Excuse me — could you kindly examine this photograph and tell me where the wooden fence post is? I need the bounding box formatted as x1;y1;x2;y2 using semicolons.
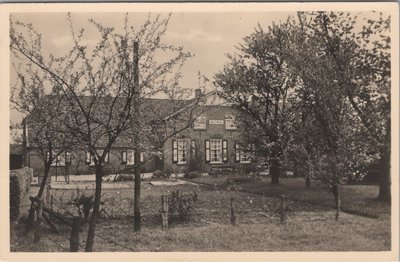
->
161;195;169;229
33;198;43;243
280;195;286;224
230;197;236;225
70;216;81;252
45;184;51;207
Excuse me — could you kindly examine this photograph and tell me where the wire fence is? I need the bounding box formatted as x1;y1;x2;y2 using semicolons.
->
36;211;136;252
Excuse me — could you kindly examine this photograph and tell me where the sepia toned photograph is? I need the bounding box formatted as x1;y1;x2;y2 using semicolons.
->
2;2;398;259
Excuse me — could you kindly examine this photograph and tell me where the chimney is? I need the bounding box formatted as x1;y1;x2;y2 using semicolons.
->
195;89;202;98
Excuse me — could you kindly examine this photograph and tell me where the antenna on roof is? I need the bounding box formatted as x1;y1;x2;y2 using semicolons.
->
198;71;201;89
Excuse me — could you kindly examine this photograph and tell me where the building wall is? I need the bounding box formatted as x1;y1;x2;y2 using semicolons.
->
26;148;158;181
24;92;258;177
164;105;257;173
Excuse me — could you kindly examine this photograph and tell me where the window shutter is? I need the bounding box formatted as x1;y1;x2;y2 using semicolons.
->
205;140;210;163
122;151;127;163
105;151;109;163
222;140;228;162
65;152;71;164
235;142;240;163
172;140;178;164
191;140;196;158
85;151;91;164
251;144;256;162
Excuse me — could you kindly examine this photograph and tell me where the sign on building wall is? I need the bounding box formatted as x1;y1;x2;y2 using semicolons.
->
209;120;224;125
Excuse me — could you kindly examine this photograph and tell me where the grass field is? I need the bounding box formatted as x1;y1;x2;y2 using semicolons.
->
190;176;391;217
10;177;391;252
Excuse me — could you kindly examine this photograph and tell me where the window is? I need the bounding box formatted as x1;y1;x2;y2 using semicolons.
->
205;139;228;164
240;152;252;163
172;139;189;164
225;114;238;130
127;150;135;165
86;150;109;166
193;114;207;130
177;140;188;164
49;151;66;167
210;139;222;163
235;142;254;163
122;150;144;165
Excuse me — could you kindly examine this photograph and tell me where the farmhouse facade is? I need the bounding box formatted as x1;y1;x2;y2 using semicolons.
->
163;90;256;174
22;89;258;182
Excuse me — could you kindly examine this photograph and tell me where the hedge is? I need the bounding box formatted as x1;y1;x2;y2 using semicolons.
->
10;167;32;221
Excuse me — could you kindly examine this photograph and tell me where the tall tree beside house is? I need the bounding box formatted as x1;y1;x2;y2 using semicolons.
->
10;77;76;234
10;13;193;251
215;22;298;185
284;11;391;203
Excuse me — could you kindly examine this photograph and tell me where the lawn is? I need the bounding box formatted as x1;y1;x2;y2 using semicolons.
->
190;175;391;218
10;179;391;252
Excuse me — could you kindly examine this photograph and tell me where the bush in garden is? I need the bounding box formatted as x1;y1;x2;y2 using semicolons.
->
152;170;166;180
10;175;21;221
9;168;32;221
184;171;201;179
114;174;134;182
209;169;218;177
168;190;198;222
236;163;258;176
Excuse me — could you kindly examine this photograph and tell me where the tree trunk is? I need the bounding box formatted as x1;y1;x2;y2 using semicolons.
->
305;176;311;188
134;150;141;231
132;40;142;232
33;199;43;243
24;163;51;235
332;184;340;220
270;159;280;185
85;167;103;252
378;147;391;203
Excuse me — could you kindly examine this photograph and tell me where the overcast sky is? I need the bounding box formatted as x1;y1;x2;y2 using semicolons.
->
9;11;295;125
10;12;295;89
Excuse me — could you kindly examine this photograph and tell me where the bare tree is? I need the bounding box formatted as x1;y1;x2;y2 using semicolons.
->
10;12;194;251
10;70;76;235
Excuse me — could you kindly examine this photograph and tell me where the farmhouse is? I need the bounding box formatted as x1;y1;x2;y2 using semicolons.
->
163;89;256;175
22;89;258;182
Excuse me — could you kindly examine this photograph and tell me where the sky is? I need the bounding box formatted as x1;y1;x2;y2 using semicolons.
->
8;8;392;139
9;11;295;127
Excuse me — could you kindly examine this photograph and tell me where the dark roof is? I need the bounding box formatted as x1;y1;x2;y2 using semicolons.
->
25;95;195;149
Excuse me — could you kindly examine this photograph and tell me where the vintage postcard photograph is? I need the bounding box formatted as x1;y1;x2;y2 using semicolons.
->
1;2;399;261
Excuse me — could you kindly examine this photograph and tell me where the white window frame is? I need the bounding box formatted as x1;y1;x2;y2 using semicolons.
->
127;150;135;165
88;150;109;166
210;139;223;164
193;114;207;130
235;143;253;163
177;139;188;164
123;150;144;165
49;150;66;167
240;151;252;163
225;114;238;130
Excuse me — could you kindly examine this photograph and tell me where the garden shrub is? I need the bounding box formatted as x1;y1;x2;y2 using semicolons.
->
153;170;164;179
9;168;32;221
184;171;201;179
9;175;21;221
168;190;198;222
236;164;258;176
209;169;218;177
114;174;134;182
